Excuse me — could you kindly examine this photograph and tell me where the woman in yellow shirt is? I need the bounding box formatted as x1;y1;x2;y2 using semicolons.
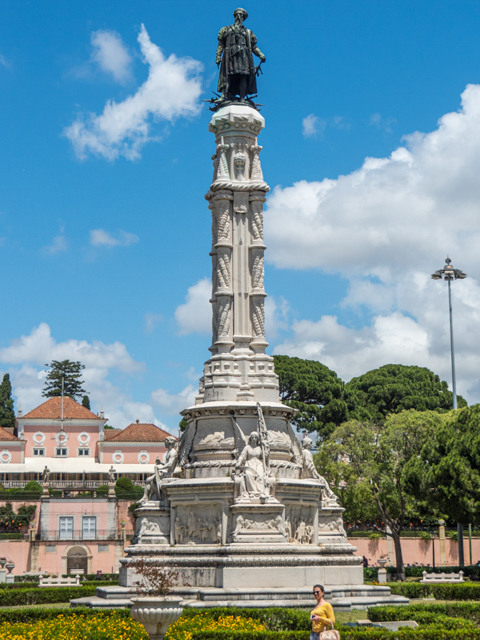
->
310;584;335;639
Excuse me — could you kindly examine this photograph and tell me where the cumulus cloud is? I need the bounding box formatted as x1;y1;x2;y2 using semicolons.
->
0;322;141;373
89;228;139;248
151;384;197;414
0;323;172;430
64;24;203;161
268;84;480;404
91;29;132;83
265;295;289;338
175;277;211;335
302;113;325;138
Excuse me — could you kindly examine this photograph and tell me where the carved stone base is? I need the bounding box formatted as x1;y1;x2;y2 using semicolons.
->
230;503;286;543
134;504;170;545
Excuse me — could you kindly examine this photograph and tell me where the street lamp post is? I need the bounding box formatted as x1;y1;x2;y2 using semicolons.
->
431;257;467;565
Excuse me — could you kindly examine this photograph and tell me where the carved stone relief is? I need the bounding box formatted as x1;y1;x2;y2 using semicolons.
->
215;142;230;180
286;506;314;544
318;516;347;537
250;145;264;181
216;297;231;338
174;506;221;544
217;250;231;289
250;200;264;240
216;201;231;241
233;191;249;214
251;298;265;337
233;153;247;181
197;431;235;448
231;513;285;542
251;254;264;290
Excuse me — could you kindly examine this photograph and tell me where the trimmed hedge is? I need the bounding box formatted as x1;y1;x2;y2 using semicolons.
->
191;632;480;640
0;585;97;606
0;580;115;590
368;602;480;623
389;582;480;600
0;606;130;624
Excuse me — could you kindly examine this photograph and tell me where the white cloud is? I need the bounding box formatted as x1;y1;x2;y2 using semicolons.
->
268;84;480;404
89;228;139;247
175;277;211;335
0;54;10;69
0;322;141;373
145;313;163;333
302;113;325;138
41;233;68;255
265;295;289;338
64;24;203;161
151;384;196;414
91;29;132;83
0;323;173;430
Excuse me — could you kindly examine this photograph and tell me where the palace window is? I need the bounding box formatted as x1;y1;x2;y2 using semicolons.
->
78;448;90;456
82;516;96;540
59;516;74;540
55;448;68;457
33;448;45;456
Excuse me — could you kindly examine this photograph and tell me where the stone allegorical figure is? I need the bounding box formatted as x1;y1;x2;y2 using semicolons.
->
216;8;266;101
42;466;50;483
301;437;338;501
140;436;178;503
234;431;274;500
108;466;116;484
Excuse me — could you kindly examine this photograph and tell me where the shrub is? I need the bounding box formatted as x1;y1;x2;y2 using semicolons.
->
24;480;42;496
96;484;109;496
0;585;97;606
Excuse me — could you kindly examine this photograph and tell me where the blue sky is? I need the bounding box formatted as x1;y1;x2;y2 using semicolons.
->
2;0;480;433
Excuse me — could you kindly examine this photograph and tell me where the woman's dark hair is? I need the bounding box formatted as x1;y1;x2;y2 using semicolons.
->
313;584;324;592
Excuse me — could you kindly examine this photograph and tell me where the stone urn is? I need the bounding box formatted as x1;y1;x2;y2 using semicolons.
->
377;557;388;567
130;597;183;640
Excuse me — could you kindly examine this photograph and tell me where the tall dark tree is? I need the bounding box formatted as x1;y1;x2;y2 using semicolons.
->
82;395;91;410
0;374;15;429
346;364;466;423
42;360;88;402
273;355;356;439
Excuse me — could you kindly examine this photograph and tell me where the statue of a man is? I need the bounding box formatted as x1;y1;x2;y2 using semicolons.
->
216;8;266;101
42;466;50;484
140;436;178;504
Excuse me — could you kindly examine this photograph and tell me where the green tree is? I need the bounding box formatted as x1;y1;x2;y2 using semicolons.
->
42;360;88;401
332;410;449;580
346;364;466;423
0;374;15;429
407;404;480;525
115;477;143;500
82;395;91;410
273;355;354;439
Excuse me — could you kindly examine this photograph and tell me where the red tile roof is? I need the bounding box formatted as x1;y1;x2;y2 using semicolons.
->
103;422;175;443
0;425;19;441
22;396;101;420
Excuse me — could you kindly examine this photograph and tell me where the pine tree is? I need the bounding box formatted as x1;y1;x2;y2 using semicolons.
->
82;395;91;410
42;360;88;402
0;374;15;429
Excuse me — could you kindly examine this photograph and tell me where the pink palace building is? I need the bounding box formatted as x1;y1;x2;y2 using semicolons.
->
0;396;175;576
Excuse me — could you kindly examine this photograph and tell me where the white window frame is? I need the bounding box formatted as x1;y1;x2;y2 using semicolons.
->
82;516;96;540
59;516;74;540
55;447;68;457
78;448;90;456
33;448;45;456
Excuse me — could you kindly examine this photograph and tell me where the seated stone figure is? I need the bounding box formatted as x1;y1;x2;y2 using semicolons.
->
301;437;338;502
140;436;178;504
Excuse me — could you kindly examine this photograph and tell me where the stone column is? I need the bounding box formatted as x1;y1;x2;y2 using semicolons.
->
439;519;446;566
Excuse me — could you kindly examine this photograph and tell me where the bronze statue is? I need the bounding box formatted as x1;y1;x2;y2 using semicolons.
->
216;8;266;102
